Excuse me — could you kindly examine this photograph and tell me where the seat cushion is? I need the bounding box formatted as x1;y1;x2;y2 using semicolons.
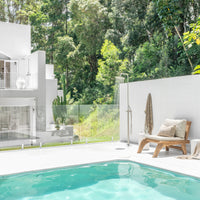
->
144;134;184;141
158;124;176;137
164;119;187;138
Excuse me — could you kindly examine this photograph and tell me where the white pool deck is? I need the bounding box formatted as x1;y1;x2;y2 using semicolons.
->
0;142;200;178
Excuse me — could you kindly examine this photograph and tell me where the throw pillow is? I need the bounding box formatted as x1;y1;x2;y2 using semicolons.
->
158;124;176;137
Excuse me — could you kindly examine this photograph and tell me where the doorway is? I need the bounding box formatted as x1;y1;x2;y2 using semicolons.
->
0;60;18;89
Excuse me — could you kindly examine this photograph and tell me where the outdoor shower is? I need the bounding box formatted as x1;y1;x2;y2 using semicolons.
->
120;73;132;146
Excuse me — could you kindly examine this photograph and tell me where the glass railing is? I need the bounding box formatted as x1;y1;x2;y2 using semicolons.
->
0;104;119;150
0;106;33;148
0;72;38;90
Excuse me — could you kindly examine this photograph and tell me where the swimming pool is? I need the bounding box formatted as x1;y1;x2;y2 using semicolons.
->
0;160;200;200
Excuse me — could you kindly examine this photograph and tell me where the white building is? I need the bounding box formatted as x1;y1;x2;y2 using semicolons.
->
0;21;58;142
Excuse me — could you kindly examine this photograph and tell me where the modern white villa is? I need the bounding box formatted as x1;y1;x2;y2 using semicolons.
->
0;21;58;143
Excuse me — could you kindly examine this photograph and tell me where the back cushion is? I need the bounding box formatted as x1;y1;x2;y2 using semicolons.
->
164;119;187;139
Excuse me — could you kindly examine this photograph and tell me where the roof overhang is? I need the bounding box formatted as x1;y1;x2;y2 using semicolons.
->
0;51;11;60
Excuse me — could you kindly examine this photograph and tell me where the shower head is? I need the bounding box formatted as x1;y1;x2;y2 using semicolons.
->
120;73;129;83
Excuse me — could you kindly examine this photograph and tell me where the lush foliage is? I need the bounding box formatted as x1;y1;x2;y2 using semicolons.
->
184;16;200;74
74;105;119;141
193;65;200;75
52;96;67;125
1;0;200;104
96;40;129;103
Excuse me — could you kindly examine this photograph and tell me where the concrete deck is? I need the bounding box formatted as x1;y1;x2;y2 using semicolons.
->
0;142;200;178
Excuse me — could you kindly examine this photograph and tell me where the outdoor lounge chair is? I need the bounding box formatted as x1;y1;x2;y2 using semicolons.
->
137;121;192;158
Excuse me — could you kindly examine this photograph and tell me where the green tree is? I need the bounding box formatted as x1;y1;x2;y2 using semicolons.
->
69;0;109;81
97;40;126;86
155;0;200;70
133;32;173;79
107;0;152;60
0;0;41;24
155;0;200;36
0;0;6;21
184;16;200;74
184;16;200;47
41;0;69;63
29;5;48;53
54;36;76;89
96;40;129;103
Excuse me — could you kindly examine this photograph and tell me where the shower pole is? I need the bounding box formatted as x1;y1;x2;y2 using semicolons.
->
120;73;131;146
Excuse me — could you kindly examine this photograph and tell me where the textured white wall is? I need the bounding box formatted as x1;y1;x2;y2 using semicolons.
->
120;75;200;146
0;22;31;58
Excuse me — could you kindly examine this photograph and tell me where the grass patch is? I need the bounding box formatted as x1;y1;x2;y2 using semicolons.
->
0;138;119;152
74;105;119;141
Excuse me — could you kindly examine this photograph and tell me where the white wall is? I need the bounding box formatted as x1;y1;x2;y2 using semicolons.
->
28;52;38;89
46;64;54;79
46;79;58;130
0;22;31;58
9;62;18;88
120;75;200;146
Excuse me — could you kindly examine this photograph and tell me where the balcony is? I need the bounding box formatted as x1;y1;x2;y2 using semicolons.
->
0;55;38;90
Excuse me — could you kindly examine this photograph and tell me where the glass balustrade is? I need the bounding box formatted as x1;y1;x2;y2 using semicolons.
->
0;104;120;149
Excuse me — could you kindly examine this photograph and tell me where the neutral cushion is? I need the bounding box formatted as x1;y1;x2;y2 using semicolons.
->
144;134;184;141
158;125;176;137
164;119;187;138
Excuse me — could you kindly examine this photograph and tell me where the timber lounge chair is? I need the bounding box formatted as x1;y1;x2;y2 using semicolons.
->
137;120;192;158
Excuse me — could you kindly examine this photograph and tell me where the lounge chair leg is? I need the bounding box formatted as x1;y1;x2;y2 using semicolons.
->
181;144;187;155
137;139;149;153
165;146;169;151
153;143;164;158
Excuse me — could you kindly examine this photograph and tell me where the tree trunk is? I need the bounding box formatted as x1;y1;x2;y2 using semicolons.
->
88;54;98;80
178;0;185;36
174;26;193;70
49;28;54;64
66;65;69;89
65;3;68;35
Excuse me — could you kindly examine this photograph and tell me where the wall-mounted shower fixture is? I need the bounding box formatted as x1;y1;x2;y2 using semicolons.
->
120;73;132;146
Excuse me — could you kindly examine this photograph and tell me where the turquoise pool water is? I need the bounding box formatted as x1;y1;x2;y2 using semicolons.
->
0;161;200;200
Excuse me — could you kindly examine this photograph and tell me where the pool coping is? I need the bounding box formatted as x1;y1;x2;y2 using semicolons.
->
0;142;200;179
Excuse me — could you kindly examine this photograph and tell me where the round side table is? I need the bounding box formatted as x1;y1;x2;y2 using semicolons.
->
191;139;200;154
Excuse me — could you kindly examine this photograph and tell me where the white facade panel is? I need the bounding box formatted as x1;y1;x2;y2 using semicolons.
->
0;22;31;58
120;75;200;149
46;79;58;130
